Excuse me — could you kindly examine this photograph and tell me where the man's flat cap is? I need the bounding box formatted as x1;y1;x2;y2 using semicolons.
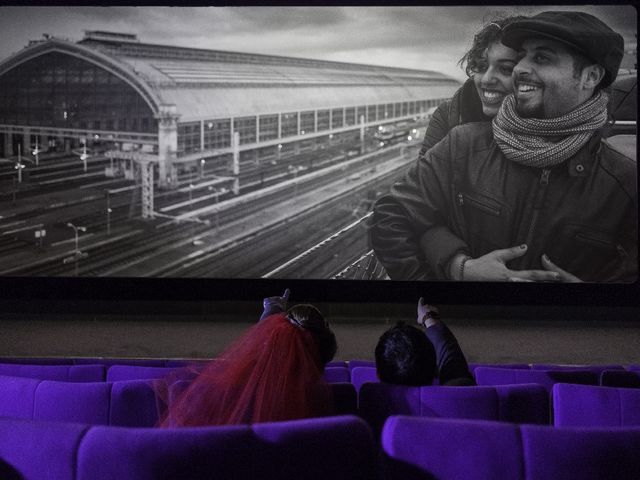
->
502;11;625;88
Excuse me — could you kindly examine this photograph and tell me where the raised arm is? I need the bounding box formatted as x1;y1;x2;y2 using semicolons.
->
417;298;475;386
259;288;291;321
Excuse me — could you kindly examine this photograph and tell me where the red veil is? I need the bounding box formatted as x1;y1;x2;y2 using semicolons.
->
158;313;332;427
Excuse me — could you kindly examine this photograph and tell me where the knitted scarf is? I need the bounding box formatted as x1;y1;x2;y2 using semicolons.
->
492;91;609;168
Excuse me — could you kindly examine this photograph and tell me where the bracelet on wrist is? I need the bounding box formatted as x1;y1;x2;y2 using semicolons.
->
458;255;471;281
419;310;441;326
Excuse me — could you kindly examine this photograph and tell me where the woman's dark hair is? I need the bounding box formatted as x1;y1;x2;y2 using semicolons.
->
375;321;436;386
459;16;527;77
288;304;337;366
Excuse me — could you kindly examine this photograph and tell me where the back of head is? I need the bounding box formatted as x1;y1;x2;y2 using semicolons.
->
287;304;337;367
375;322;436;386
160;310;334;426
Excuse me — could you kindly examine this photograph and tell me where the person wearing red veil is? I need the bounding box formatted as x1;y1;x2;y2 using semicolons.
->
156;289;337;427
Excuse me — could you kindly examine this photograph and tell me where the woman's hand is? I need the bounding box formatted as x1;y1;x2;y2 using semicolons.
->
263;288;291;311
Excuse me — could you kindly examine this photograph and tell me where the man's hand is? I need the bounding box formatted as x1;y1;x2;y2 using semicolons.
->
541;254;583;282
417;297;440;328
454;245;562;282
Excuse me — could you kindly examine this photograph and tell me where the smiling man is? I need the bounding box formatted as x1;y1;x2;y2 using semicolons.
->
369;11;637;283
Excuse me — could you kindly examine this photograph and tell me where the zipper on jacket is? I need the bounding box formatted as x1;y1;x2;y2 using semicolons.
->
524;169;551;247
457;193;502;216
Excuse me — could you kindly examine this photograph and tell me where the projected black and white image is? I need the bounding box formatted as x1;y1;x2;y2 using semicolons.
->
0;5;636;281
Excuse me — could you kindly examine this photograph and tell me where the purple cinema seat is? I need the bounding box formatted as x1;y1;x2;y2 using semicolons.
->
0;375;40;418
627;365;640;373
474;367;598;394
382;416;640;480
251;415;375;480
77;416;374;480
553;383;640;427
468;363;530;377
74;358;168;367
326;361;348;368
78;423;255;480
493;383;550;424
359;383;549;436
0;375;159;426
382;416;524;480
350;366;379;391
167;379;191;406
531;363;624;374
110;380;161;427
600;370;640;388
167;380;357;417
0;417;90;480
0;364;105;382
324;366;350;383
348;360;376;372
34;381;112;425
523;424;640;480
106;365;179;382
330;383;357;415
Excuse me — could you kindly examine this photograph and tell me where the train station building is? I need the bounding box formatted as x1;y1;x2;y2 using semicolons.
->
0;30;461;188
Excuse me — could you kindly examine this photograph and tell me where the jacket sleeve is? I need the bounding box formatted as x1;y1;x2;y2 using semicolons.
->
418;100;452;158
368;130;469;280
259;298;285;321
425;322;475;386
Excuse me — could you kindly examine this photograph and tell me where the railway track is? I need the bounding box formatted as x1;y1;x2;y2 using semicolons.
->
0;143;415;277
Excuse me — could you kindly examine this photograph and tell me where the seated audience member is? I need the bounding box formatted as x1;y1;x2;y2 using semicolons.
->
158;289;337;427
375;298;474;386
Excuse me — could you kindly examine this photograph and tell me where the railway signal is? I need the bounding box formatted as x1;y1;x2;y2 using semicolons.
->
31;137;40;166
15;144;25;183
105;190;112;235
34;229;46;248
66;222;87;276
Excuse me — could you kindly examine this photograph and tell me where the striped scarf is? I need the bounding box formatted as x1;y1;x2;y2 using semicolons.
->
492;91;609;168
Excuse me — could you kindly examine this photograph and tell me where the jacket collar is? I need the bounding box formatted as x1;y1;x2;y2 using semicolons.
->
566;132;603;177
458;77;490;124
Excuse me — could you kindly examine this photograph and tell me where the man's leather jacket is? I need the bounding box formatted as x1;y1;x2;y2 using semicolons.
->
369;122;637;282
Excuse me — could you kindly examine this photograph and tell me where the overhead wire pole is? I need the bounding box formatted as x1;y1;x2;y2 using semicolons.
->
107;150;156;219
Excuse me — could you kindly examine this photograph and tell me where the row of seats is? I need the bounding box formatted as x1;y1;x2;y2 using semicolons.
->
382;416;640;480
1;414;638;480
349;366;640;392
0;415;375;480
0;375;357;427
1;372;639;429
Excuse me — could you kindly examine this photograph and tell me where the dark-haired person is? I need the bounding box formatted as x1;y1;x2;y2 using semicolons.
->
158;289;337;426
420;16;524;154
375;298;474;386
371;11;636;283
372;16;523;280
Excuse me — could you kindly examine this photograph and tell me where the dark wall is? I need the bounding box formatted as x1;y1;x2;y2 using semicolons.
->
1;301;639;364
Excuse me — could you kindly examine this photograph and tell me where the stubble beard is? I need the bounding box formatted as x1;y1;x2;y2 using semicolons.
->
514;97;545;119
